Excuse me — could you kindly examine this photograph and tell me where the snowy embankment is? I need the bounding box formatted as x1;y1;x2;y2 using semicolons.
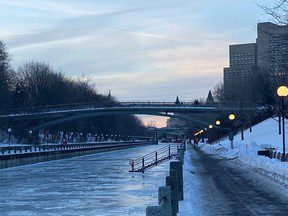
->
198;118;288;181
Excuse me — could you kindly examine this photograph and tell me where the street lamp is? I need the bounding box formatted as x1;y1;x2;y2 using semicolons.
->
277;85;288;161
208;124;214;143
229;114;235;149
216;120;221;141
7;128;12;152
229;114;235;121
29;130;33;144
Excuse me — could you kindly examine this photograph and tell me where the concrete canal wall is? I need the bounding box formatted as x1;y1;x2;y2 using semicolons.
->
146;143;185;216
0;141;153;169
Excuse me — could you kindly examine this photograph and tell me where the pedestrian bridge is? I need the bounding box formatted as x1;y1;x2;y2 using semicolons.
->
0;101;265;131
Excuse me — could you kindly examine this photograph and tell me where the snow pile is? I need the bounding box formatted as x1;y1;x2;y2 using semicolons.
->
199;118;288;180
178;147;199;215
238;142;288;179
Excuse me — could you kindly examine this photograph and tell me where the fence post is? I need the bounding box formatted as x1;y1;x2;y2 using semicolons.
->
155;151;158;163
142;157;145;171
169;161;180;216
146;186;172;216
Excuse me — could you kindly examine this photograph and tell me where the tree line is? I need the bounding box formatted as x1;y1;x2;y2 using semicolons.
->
0;41;146;142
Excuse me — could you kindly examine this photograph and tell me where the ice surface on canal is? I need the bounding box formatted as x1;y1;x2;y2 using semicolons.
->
0;144;171;216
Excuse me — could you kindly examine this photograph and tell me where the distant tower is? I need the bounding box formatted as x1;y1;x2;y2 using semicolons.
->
108;89;111;98
206;90;214;104
175;95;180;105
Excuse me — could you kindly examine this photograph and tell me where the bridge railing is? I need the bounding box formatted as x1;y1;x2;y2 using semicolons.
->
0;100;119;116
0;100;265;116
0;101;205;116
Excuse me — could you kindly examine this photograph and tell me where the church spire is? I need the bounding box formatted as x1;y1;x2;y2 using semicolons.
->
206;90;214;104
175;95;180;105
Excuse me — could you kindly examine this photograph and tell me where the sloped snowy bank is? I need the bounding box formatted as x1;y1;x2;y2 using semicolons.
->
198;118;288;182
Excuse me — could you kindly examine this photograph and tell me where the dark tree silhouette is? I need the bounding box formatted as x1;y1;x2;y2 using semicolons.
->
0;42;146;141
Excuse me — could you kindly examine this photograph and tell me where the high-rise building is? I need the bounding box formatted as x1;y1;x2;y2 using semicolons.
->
257;22;288;77
224;22;288;99
223;43;257;99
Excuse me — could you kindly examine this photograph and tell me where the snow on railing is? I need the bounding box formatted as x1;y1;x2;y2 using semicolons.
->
0;141;148;156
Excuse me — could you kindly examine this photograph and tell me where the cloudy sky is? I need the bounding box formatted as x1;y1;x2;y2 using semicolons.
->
0;0;273;126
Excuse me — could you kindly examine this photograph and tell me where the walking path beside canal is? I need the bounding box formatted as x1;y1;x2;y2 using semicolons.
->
179;145;288;215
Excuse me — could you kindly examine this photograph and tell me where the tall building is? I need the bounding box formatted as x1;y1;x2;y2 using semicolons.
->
223;43;257;99
257;22;288;78
224;22;288;99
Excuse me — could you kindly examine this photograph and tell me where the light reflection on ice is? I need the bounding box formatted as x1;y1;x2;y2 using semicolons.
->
0;144;171;216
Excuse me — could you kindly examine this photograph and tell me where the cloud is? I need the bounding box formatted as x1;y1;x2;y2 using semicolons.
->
2;0;272;105
0;0;110;16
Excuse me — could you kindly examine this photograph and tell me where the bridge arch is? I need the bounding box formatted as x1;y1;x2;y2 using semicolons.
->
27;111;218;131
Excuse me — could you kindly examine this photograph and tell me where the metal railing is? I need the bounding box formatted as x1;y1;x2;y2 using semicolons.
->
269;151;288;162
0;100;265;116
129;144;180;173
0;141;149;155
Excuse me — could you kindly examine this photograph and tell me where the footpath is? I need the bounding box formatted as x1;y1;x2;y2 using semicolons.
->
178;144;288;216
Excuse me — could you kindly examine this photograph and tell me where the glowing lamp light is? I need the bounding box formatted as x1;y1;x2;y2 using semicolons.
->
229;114;235;121
215;120;221;125
277;86;288;97
209;125;213;129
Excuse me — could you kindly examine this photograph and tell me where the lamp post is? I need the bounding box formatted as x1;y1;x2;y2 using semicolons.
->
29;130;33;144
229;114;235;149
277;86;288;161
203;128;207;142
216;120;221;142
7;128;12;152
208;124;213;143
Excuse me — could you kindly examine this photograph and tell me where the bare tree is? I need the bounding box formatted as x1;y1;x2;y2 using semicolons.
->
260;0;288;24
213;82;225;102
0;41;14;110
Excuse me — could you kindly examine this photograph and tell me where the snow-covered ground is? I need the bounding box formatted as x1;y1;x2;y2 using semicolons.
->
198;118;288;182
178;143;288;215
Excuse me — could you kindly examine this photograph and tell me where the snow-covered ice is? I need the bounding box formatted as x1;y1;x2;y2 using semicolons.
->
0;143;172;216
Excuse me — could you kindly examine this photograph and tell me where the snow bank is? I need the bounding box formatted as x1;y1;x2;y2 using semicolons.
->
198;118;288;181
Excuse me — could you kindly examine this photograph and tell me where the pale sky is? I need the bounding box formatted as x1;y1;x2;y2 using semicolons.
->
0;0;273;127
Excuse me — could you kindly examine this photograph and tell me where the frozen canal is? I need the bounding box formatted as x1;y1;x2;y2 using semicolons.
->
0;144;171;216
